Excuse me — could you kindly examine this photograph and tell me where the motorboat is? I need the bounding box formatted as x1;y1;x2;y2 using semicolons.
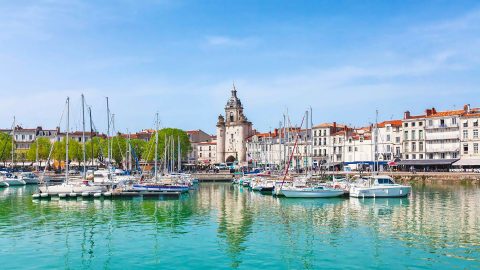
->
349;175;411;198
1;172;26;186
20;172;39;184
282;185;344;198
0;181;9;188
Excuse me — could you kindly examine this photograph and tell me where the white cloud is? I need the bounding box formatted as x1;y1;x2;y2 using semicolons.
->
205;35;256;47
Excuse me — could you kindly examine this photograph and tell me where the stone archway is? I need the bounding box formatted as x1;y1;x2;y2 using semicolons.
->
226;155;236;163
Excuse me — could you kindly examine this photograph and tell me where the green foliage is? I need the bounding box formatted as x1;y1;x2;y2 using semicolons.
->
85;137;105;161
26;138;52;164
111;135;127;166
52;137;82;161
142;128;191;162
0;133;12;164
130;139;147;161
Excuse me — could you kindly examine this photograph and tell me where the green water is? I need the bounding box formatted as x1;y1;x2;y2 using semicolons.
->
0;183;479;269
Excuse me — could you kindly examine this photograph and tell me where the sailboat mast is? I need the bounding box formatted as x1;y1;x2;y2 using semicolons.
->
11;116;15;169
35;136;39;171
374;110;379;175
177;135;181;172
106;97;110;169
66;97;70;184
163;134;167;174
310;106;313;172
88;106;94;166
154;112;159;180
81;94;86;178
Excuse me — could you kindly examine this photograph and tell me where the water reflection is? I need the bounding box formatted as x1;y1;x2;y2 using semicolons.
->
0;183;479;269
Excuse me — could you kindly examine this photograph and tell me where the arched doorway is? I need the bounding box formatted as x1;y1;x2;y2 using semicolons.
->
226;155;236;163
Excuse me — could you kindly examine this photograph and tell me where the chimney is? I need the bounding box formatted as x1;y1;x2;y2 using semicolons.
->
426;109;432;116
404;111;411;119
333;122;337;131
432;107;437;114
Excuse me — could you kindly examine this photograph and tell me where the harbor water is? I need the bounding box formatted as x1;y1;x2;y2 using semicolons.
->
1;183;479;269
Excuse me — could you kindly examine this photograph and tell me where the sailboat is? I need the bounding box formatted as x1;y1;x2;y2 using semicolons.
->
131;113;189;193
278;111;344;198
3;117;26;186
39;97;106;196
349;110;411;198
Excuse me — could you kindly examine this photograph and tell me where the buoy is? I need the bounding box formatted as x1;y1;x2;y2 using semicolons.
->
32;193;40;199
69;192;77;197
82;192;90;197
41;193;49;198
93;193;101;198
59;193;67;198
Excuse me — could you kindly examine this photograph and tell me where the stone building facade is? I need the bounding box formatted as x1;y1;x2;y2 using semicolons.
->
216;86;254;164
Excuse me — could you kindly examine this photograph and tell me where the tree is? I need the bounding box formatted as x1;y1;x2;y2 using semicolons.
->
142;128;191;162
26;137;52;167
130;139;147;161
85;137;105;165
111;135;127;166
0;133;12;166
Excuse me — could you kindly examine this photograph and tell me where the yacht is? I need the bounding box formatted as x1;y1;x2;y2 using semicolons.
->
282;185;344;198
21;172;39;184
349;175;411;198
1;172;26;186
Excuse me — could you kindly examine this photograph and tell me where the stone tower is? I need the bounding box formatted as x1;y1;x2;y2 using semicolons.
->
216;85;253;164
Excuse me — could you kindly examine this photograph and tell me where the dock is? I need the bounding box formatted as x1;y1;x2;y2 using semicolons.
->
33;190;182;199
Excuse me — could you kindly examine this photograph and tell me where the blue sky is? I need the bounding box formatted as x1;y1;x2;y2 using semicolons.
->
1;0;479;134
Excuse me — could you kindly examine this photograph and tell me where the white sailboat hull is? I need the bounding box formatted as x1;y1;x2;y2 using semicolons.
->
282;189;344;198
39;184;106;194
0;181;9;187
4;178;26;186
349;186;411;198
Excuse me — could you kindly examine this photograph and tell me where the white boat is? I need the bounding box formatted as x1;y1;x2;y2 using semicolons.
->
21;172;39;184
39;183;106;194
349;175;411;198
0;181;9;188
2;173;26;186
282;186;344;198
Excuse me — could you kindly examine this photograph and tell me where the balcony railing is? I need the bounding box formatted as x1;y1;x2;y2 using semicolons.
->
425;123;459;129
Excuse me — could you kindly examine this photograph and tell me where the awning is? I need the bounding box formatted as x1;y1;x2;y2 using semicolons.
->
322;162;342;167
343;161;388;165
452;159;480;166
396;159;458;166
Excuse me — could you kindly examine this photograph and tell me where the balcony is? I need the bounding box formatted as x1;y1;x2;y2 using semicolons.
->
425;133;460;140
425;144;459;152
425;123;459;130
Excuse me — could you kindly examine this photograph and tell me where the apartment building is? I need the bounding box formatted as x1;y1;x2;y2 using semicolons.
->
401;111;426;160
312;123;346;167
455;106;480;167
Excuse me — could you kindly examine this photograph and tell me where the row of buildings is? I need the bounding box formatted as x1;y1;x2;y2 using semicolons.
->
187;88;480;171
3;87;480;171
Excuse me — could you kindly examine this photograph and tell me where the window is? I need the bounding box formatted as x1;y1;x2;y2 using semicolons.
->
396;147;400;156
464;122;468;128
387;135;391;142
463;130;468;140
396;137;400;143
404;123;408;127
474;143;479;154
386;145;391;152
428;120;433;126
453;152;458;158
411;130;416;140
441;153;446;159
405;154;409;159
411;142;416;151
412;154;416;159
419;142;424;151
404;131;408;140
419;154;424;159
440;119;445;127
429;153;434;159
199;153;202;158
412;122;416;127
348;146;352;152
474;129;478;139
354;147;358;152
474;121;479;127
452;118;457;125
419;122;423;126
419;130;424;140
464;144;469;154
386;126;391;131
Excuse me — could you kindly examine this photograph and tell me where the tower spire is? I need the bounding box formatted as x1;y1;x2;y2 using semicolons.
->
232;81;237;97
